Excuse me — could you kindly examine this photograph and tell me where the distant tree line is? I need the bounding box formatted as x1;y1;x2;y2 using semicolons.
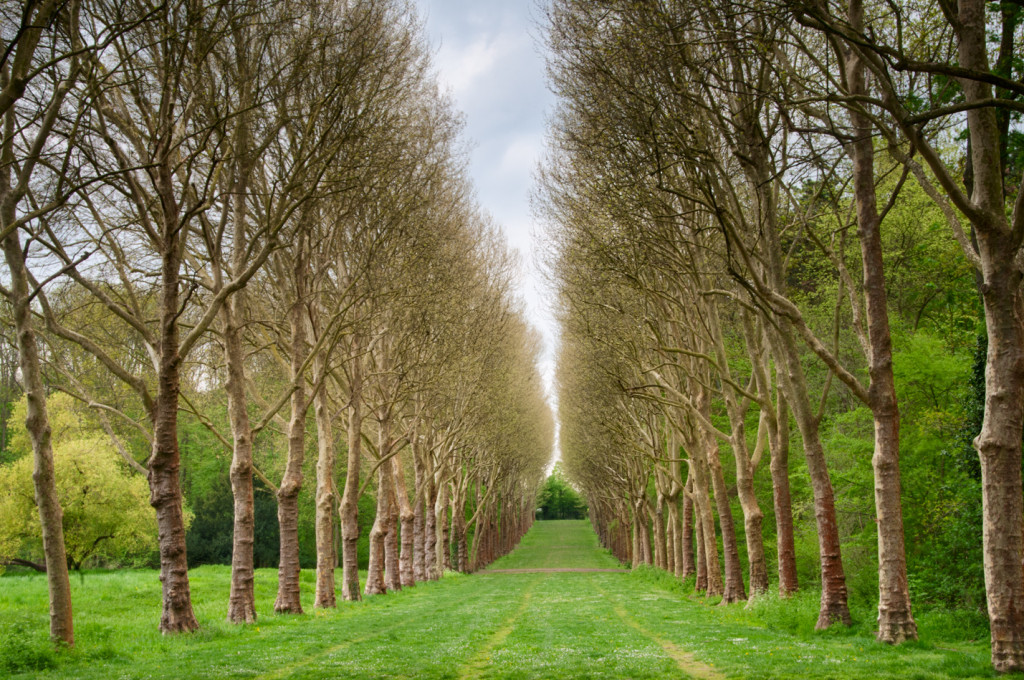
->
536;465;588;520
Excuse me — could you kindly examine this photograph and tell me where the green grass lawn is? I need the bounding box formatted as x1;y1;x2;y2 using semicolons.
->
485;520;624;570
0;520;997;679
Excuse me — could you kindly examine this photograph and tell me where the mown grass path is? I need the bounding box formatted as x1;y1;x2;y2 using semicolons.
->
0;520;997;679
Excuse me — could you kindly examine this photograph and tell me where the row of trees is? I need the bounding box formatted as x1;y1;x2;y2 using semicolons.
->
0;0;551;649
540;0;1023;673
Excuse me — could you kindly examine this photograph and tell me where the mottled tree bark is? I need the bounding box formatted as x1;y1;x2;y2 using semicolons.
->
704;428;746;603
222;293;257;623
3;229;74;646
340;348;363;601
681;474;696;578
313;357;338;608
773;324;850;628
393;451;416;587
974;236;1024;669
653;494;667;570
150;177;199;633
842;0;916;641
769;393;798;596
274;248;308;615
424;467;438;579
433;482;448;578
694;510;708;593
412;440;427;582
454;486;469;573
366;420;397;595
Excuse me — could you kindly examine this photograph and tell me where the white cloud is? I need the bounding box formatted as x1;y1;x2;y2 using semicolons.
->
434;36;503;96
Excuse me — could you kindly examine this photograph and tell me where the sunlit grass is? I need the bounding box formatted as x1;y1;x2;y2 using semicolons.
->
0;521;998;678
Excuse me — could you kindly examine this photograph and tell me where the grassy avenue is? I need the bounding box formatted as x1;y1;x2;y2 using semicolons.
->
1;521;995;679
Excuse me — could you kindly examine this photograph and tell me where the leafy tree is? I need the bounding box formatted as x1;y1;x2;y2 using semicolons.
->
537;466;588;520
0;397;163;571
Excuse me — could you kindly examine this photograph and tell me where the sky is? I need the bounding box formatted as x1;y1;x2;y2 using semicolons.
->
412;0;560;451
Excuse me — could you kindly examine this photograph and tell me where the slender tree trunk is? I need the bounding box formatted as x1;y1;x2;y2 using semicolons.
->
2;228;74;646
443;497;452;571
949;2;1024;668
433;482;448;578
631;504;642;568
384;476;401;590
313;357;338;609
694;510;708;593
222;294;256;623
688;449;721;596
773;325;850;627
365;460;395;595
274;252;308;615
844;1;916;641
704;431;746;603
769;392;798;596
424;468;437;579
681;475;696;578
710;305;766;596
976;236;1024;670
412;443;427;582
393;451;416;587
455;488;469;572
667;498;680;576
653;495;667;570
150;196;199;633
364;476;388;596
732;429;767;596
340;348;363;601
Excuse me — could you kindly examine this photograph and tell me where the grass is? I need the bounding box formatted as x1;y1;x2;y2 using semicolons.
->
0;520;998;679
485;519;624;570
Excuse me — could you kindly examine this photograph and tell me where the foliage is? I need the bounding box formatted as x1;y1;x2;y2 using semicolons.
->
536;465;588;520
0;396;162;571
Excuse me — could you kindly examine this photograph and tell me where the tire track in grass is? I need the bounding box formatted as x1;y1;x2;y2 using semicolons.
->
253;580;492;680
593;580;726;680
456;574;543;680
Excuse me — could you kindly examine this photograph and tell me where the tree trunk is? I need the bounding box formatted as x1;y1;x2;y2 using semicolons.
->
366;420;397;595
667;498;681;577
772;324;850;627
653;494;667;570
704;429;746;603
844;1;916;641
274;258;308;615
340;348;363;601
769;392;798;596
412;442;427;582
694;509;708;593
681;475;696;578
433;482;448;579
3;229;74;646
732;428;767;596
455;489;469;573
393;451;416;587
424;468;438;579
950;3;1024;668
313;359;338;609
976;234;1024;670
150;197;199;633
364;477;388;596
688;449;721;596
222;294;256;623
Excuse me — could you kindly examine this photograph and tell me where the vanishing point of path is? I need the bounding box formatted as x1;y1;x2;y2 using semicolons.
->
6;520;995;679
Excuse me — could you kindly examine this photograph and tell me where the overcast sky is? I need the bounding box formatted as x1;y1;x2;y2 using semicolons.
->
413;1;559;414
